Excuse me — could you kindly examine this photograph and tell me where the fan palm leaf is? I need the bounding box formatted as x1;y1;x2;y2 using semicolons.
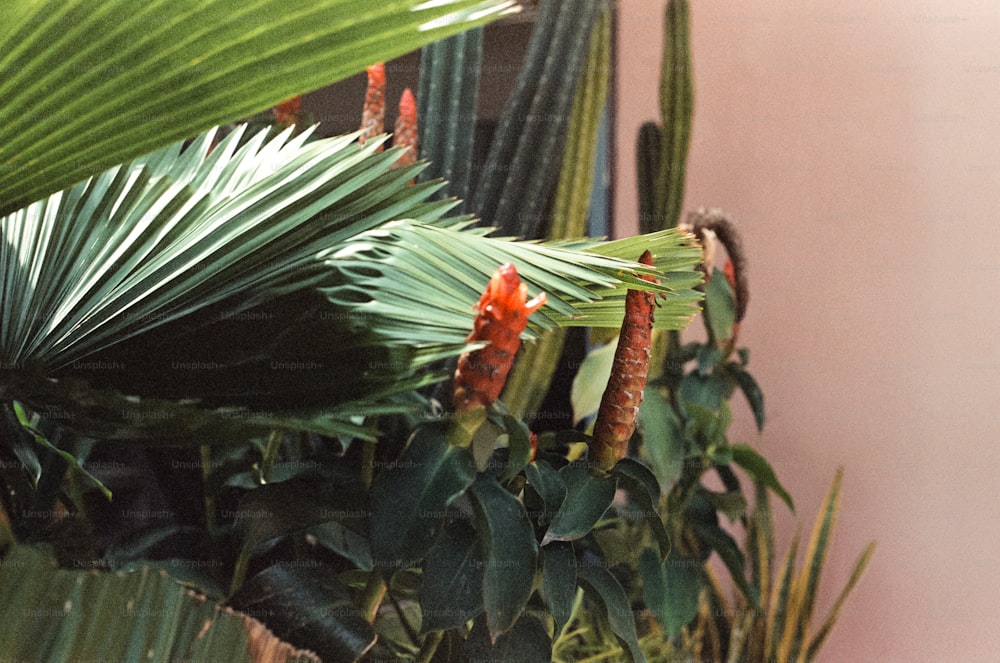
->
1;125;702;444
0;0;520;215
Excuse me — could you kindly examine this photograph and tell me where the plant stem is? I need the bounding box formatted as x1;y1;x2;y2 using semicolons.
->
416;630;443;663
229;544;251;597
360;573;387;623
199;445;216;533
259;430;282;484
361;439;376;491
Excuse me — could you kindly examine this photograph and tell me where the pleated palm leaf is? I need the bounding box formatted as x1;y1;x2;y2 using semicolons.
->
1;123;702;445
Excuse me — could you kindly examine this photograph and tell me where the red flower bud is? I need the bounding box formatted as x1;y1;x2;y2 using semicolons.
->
359;63;386;150
273;96;302;127
454;264;546;412
392;88;419;170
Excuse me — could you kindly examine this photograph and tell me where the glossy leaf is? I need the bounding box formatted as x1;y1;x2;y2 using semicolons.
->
732;443;794;513
571;336;618;426
704;268;736;343
11;402;110;499
577;564;647;663
419;519;486;632
541;542;577;637
469;475;539;640
639;547;702;639
524;459;567;524
678;372;727;413
368;422;476;572
541;462;616;545
465;613;552;662
637;385;686;492
691;516;758;608
731;365;766;432
235;477;369;555
229;562;376;662
612;458;670;559
308;521;373;573
497;413;534;483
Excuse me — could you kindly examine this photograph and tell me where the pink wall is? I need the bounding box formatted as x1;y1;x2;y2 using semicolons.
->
617;2;1000;661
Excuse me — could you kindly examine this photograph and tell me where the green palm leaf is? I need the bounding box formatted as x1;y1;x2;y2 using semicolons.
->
324;221;703;350
2;125;451;370
0;0;519;215
1;125;454;441
2;124;700;444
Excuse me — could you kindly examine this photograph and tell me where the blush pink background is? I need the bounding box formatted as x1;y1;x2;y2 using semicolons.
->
616;2;1000;661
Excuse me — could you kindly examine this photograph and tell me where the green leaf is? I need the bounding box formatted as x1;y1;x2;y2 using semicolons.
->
612;458;670;559
704;268;736;342
0;0;519;214
571;336;618;425
678;372;727;413
2;404;42;488
691;516;758;608
639;548;702;639
577;563;647;663
787;468;843;662
419;519;486;632
541;542;577;637
731;444;794;512
0;545;320;662
541;462;616;545
10;402;110;500
327;225;703;355
806;540;876;661
731;365;766;431
235;477;369;556
496;413;534;484
703;488;748;523
525;459;567;525
308;521;373;573
465;613;552;662
229;561;376;662
637;385;686;492
469;475;539;641
368;422;476;571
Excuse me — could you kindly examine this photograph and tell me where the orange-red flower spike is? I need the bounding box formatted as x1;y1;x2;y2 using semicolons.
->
454;264;546;413
273;96;302;127
359;62;386;150
392;88;419;170
590;250;658;471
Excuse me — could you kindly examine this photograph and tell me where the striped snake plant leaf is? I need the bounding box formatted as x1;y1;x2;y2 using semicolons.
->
0;0;520;216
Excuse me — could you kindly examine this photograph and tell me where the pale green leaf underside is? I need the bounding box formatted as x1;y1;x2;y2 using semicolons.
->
0;0;519;215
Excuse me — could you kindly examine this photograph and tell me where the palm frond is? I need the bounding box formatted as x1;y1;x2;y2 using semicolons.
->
2;126;451;370
0;0;520;215
1;126;454;440
323;221;703;351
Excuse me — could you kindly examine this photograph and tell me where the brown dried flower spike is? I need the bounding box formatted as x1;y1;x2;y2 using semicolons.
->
590;250;658;471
